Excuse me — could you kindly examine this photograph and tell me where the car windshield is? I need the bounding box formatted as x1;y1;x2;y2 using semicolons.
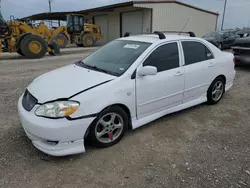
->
204;32;219;38
78;40;151;76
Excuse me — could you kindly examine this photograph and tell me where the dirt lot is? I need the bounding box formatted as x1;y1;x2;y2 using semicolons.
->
0;51;250;188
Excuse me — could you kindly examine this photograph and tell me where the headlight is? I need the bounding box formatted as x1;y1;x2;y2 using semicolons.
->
35;101;80;118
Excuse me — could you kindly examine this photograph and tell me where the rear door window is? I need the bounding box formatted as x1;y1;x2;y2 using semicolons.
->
182;41;214;65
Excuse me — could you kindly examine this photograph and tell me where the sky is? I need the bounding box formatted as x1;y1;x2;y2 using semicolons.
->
1;0;250;29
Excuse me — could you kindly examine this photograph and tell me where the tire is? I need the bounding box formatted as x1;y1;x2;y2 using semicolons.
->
52;33;68;48
48;41;60;56
16;33;31;50
207;77;225;105
20;35;47;59
17;48;24;56
88;106;128;148
82;34;95;47
218;43;223;50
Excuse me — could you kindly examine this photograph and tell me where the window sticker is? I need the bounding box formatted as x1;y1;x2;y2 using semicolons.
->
124;44;140;49
119;68;125;71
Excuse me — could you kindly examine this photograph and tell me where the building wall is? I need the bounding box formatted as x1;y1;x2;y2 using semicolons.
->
135;3;218;37
85;6;152;42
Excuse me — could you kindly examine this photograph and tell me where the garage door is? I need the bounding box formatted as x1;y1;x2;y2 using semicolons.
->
94;15;109;45
122;11;143;37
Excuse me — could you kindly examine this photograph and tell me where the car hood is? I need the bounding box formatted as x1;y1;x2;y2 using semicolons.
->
27;63;116;103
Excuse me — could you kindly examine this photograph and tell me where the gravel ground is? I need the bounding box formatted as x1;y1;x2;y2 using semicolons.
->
0;51;250;188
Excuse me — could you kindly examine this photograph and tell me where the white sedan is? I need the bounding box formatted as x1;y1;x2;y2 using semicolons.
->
18;32;236;156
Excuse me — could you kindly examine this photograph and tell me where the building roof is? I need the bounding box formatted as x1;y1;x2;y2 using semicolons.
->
21;0;218;21
78;0;219;16
20;11;78;21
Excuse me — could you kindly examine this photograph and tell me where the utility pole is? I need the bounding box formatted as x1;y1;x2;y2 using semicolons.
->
48;0;52;12
48;0;52;27
221;0;228;30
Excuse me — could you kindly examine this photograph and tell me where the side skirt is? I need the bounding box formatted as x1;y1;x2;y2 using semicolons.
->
131;95;207;130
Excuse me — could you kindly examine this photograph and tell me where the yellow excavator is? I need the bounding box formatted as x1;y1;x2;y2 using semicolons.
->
23;14;103;47
66;14;103;47
0;16;61;58
20;14;103;48
32;21;70;48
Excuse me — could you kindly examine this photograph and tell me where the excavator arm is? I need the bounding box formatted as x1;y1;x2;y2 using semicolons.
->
0;17;8;35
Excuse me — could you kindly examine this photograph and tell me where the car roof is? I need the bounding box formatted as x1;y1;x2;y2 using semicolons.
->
118;34;200;44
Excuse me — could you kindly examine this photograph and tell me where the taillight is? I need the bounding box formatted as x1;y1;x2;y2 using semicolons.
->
233;57;236;63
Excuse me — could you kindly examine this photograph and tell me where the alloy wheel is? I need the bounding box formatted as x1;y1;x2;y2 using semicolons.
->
95;113;124;144
212;81;224;101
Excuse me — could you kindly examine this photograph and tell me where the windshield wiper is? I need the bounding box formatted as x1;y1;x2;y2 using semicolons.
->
90;66;108;74
81;62;108;74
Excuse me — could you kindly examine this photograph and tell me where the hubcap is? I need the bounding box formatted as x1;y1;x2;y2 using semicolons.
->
29;41;42;53
56;37;64;45
212;81;224;101
87;38;93;45
95;113;124;144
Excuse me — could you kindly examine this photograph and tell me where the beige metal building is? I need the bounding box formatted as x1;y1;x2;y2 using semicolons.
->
79;0;219;45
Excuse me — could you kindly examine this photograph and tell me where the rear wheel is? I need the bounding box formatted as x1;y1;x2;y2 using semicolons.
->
52;33;68;48
20;35;47;59
82;34;95;47
218;43;223;50
48;41;60;56
207;77;225;105
88;106;128;148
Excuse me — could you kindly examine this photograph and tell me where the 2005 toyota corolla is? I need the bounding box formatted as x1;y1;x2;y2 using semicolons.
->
18;32;236;156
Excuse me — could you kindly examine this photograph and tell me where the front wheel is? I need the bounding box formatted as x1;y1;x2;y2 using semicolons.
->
88;106;128;148
207;77;225;105
20;35;47;59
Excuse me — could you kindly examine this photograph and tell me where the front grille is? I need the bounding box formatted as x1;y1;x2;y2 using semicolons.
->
22;90;38;111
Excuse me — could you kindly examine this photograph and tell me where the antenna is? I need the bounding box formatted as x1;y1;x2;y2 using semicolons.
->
179;19;190;35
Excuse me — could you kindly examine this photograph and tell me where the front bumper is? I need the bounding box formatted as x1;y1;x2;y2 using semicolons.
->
18;96;95;156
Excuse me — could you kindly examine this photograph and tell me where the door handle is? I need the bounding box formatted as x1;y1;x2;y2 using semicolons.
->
175;71;183;76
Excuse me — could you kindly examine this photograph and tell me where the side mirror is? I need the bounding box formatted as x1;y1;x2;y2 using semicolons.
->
138;66;157;76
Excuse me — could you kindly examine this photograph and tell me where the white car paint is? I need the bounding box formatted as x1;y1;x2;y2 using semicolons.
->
18;34;236;156
29;64;116;103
